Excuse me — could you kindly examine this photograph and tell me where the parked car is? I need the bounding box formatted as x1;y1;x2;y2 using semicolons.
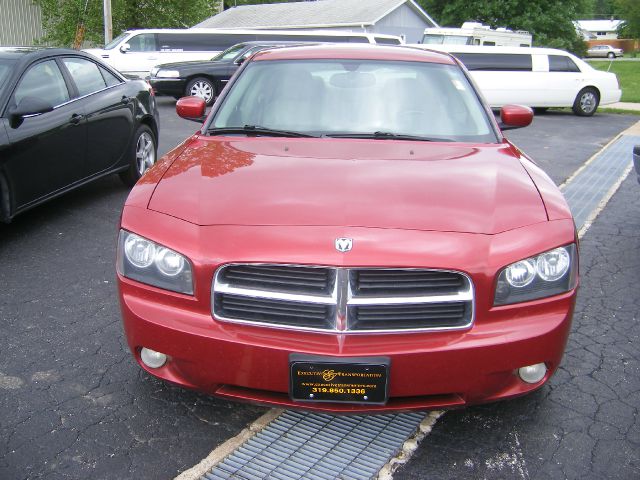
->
413;44;622;116
0;47;159;222
84;28;402;79
150;41;312;105
117;44;578;413
586;44;623;59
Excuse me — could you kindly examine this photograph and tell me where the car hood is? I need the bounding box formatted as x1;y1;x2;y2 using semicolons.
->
147;137;547;234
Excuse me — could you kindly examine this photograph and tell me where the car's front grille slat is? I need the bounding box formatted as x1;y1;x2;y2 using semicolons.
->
353;270;463;296
349;303;469;331
213;264;473;332
215;293;333;329
219;264;333;295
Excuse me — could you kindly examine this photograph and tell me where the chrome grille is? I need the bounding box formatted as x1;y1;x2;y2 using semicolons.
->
213;265;473;333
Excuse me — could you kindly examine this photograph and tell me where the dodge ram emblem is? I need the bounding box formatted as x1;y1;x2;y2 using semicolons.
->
335;238;353;253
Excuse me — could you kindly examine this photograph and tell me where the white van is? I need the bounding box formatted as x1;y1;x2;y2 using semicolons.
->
410;45;621;116
84;28;403;78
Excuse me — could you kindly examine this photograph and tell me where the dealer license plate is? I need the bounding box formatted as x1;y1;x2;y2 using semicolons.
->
289;354;389;404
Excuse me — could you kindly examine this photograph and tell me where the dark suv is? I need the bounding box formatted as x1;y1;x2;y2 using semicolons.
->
149;41;310;105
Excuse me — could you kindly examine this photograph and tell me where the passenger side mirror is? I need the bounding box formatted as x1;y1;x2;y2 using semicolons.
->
8;96;54;128
119;43;131;54
499;104;533;131
176;96;207;123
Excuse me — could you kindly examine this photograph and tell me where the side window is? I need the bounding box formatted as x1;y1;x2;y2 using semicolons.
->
549;55;581;72
373;37;401;45
453;53;532;71
99;66;122;87
14;59;70;107
128;34;157;52
483;41;496;46
62;57;107;96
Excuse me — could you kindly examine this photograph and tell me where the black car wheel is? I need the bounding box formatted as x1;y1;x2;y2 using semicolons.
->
119;125;157;186
186;77;215;106
607;52;615;59
572;87;599;117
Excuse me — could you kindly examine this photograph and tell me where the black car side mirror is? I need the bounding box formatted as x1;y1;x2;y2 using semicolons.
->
9;97;54;128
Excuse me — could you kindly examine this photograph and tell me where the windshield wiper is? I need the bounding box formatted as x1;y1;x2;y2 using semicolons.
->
208;125;318;138
325;131;453;142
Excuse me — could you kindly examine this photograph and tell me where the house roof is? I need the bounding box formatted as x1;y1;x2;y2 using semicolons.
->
576;20;624;33
194;0;438;30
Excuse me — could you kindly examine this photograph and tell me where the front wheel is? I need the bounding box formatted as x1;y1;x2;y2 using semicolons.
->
607;52;615;59
119;125;157;187
186;77;215;106
572;87;599;116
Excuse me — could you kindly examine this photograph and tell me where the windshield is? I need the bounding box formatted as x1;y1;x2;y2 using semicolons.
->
211;44;247;61
211;59;496;143
104;32;130;50
0;59;16;97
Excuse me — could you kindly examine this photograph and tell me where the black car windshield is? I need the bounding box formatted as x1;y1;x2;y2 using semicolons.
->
0;59;16;97
210;59;497;142
211;44;247;61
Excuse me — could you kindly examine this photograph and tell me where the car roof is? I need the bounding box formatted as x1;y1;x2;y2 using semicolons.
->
0;47;93;61
410;44;577;57
252;44;456;65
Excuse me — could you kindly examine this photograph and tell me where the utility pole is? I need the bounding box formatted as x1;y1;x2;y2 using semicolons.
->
104;0;113;44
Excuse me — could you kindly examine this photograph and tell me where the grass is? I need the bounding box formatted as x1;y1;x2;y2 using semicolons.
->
597;107;640;115
587;60;640;103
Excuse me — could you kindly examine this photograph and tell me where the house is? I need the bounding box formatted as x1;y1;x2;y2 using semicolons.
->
194;0;439;44
575;19;624;40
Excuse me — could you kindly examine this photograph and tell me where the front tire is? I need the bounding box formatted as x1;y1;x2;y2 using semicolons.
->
119;125;157;187
607;52;615;59
186;77;215;106
572;87;599;116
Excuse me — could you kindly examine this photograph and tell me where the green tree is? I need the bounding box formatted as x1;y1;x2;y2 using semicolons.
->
615;0;640;38
33;0;219;47
417;0;588;54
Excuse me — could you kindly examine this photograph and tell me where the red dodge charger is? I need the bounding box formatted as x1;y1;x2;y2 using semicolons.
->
116;45;578;413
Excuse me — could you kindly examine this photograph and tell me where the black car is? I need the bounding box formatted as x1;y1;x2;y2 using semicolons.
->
0;47;159;222
149;41;310;105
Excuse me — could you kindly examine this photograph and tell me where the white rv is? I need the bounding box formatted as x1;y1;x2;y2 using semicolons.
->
422;22;532;47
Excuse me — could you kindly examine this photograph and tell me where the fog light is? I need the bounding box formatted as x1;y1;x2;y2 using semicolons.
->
518;363;547;384
140;347;167;369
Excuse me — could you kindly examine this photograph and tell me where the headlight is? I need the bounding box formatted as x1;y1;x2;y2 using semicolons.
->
117;230;193;294
156;69;180;78
494;244;577;306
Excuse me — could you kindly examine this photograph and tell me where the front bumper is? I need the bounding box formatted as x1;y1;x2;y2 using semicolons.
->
120;283;575;413
149;78;185;97
118;210;578;413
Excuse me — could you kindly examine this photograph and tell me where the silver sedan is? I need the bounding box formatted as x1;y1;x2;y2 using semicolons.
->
587;44;624;58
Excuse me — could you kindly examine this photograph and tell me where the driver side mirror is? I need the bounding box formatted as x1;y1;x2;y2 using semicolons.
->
9;96;54;128
119;43;131;54
498;104;533;131
176;96;207;123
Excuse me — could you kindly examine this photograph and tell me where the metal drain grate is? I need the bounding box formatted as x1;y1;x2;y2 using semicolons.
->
561;135;640;230
203;410;424;480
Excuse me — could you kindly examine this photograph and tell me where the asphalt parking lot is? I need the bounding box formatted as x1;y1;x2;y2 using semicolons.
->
1;99;638;480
